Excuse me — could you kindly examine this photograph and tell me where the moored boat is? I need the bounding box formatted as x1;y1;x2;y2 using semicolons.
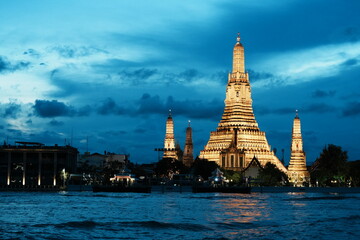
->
92;184;151;193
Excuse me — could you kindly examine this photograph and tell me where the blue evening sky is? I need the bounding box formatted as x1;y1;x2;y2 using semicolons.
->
0;0;359;164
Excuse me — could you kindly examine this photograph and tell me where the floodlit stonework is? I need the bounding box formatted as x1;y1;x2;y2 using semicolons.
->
163;110;178;160
200;34;287;173
183;121;194;167
288;111;310;186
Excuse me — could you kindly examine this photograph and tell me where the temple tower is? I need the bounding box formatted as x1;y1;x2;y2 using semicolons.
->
200;34;287;173
163;110;178;160
287;111;310;186
183;120;194;167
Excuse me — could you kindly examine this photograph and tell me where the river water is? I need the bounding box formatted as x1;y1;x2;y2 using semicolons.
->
1;191;359;240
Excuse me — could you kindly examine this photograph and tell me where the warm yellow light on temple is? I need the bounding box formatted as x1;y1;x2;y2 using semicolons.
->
200;34;287;173
288;111;310;186
163;109;178;159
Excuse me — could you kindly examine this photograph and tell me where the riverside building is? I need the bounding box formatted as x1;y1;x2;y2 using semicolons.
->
0;142;78;188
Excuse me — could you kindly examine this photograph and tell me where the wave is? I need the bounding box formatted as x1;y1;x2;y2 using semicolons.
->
309;214;360;224
213;221;258;230
120;220;212;231
32;220;212;232
33;220;98;229
285;196;359;201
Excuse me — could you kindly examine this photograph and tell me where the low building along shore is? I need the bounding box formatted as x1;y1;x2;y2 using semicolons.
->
0;142;78;188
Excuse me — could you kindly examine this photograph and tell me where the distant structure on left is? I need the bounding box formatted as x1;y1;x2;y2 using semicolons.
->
0;142;78;188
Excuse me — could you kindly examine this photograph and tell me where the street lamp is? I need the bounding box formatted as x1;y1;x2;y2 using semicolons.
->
62;168;66;187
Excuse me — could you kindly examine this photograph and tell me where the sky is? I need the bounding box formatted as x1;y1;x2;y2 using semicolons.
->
0;0;360;165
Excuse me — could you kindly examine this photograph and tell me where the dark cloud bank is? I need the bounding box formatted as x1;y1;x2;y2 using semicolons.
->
31;94;223;120
0;56;30;73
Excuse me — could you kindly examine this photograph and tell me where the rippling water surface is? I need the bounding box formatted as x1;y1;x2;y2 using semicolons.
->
1;191;360;239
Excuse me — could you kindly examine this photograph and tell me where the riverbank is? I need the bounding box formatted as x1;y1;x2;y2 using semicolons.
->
2;185;360;194
252;186;360;193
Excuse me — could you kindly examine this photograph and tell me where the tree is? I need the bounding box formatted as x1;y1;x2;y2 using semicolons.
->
222;169;242;185
155;158;188;180
259;162;288;186
347;160;360;187
192;157;219;180
311;144;348;186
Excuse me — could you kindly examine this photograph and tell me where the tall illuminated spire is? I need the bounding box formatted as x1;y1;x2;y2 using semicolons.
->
183;120;194;167
232;32;245;73
288;111;310;186
163;109;178;159
200;34;287;173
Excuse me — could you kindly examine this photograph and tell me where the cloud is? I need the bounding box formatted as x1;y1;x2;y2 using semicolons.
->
134;128;147;134
96;98;126;115
247;69;274;83
0;56;30;74
1;102;22;118
342;101;360;117
255;106;294;115
136;93;223;119
341;58;358;67
23;49;41;58
118;68;158;85
98;130;128;139
48;69;87;98
52;45;108;59
302;103;336;114
33;99;76;118
27;130;69;145
255;103;336;116
342;26;360;42
178;69;199;82
312;90;336;98
6;128;24;137
136;94;165;115
48;119;64;126
78;105;93;116
252;41;360;87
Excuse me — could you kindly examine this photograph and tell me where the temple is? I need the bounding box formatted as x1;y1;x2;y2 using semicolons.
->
287;111;310;186
200;34;287;173
163;110;178;160
183;121;194;167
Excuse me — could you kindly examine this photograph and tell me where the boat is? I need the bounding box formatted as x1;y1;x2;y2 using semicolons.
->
92;184;151;193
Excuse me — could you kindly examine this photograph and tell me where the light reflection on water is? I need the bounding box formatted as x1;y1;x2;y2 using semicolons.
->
215;194;267;223
0;191;360;240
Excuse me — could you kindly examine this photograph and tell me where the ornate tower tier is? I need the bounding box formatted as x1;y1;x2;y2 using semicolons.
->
200;34;287;173
183;120;194;167
288;111;310;186
163;110;178;160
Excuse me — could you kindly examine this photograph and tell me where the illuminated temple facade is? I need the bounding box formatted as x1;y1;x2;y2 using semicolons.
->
163;110;178;160
200;34;287;173
287;112;310;185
